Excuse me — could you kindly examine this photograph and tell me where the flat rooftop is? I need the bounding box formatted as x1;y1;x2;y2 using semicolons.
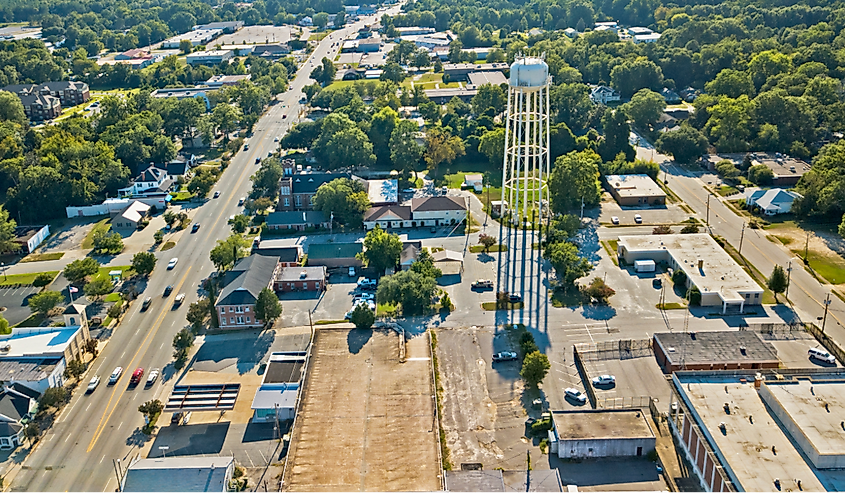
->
654;331;778;366
552;409;654;440
618;234;762;302
605;174;666;198
676;376;825;492
467;71;508;87
263;360;304;384
0;327;83;358
123;456;233;492
762;380;845;465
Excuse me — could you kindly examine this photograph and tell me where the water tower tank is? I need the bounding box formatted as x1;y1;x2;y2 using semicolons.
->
509;57;549;90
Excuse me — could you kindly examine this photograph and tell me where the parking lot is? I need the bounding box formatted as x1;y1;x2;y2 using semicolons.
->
767;332;842;368
0;285;41;326
283;328;440;491
335;43;395;67
598;197;693;226
581;355;673;412
216;25;295;45
277;272;361;326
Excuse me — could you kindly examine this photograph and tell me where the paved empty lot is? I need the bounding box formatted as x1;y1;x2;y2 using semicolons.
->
216;25;294;45
283;328;440;491
582;356;673;412
768;332;842;368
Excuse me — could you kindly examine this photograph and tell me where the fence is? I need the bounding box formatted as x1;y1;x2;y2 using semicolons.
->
595;396;653;410
740;322;810;340
805;323;845;366
574;339;653;362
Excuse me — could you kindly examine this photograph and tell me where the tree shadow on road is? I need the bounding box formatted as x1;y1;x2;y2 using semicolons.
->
581;303;617;321
126;427;153;448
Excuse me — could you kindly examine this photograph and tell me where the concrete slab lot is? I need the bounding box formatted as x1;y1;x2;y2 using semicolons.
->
283;328;439;491
582;356;672;412
216;26;293;45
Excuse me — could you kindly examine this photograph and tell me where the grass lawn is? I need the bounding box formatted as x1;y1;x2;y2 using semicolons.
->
469;244;507;253
376;302;399;317
600;240;618;266
0;271;59;287
82;218;111;249
21;252;65;263
104;292;122;303
791;250;845;285
656;302;687;310
94;266;131;283
315;319;347;325
161;241;177;251
309;31;330;41
550;289;583;308
716;185;739;197
170;191;194;201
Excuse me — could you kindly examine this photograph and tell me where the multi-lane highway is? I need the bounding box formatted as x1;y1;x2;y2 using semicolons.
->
8;8;399;491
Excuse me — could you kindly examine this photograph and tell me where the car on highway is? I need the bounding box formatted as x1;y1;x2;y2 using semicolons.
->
213;191;220;198
86;375;100;393
274;137;279;142
146;369;159;386
255;158;261;164
163;285;173;296
564;388;587;404
108;367;123;384
611;216;619;225
130;367;144;385
634;214;642;224
492;351;518;362
591;375;616;386
471;279;494;290
238;197;245;206
167;258;178;269
283;114;287;119
244;144;249;151
142;297;152;310
191;223;200;233
174;293;186;306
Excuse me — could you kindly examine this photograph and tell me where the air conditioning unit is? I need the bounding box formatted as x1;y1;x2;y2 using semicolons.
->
0;344;11;352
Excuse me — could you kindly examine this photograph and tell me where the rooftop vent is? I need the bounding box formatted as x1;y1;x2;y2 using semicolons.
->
740;345;747;355
300;270;307;279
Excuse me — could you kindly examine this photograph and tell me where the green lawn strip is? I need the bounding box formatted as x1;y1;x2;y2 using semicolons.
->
0;271;60;286
718;238;778;304
376;302;399;317
161;241;177;251
656;302;687;310
481;301;524;310
308;31;330;41
315;319;347;325
81;219;111;249
20;252;65;263
469;244;507;253
94;266;131;283
170;191;194;201
790;249;845;285
104;292;122;302
429;330;452;470
716;185;739;197
600;240;619;266
658;181;683;204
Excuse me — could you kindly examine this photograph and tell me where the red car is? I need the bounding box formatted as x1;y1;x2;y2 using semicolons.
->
130;367;144;385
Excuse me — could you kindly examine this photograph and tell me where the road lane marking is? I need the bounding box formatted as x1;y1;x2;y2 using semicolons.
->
86;267;192;452
65;434;70;443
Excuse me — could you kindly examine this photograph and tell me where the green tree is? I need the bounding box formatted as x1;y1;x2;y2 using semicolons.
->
424;128;465;175
704;69;754;99
350;303;375;329
24;421;40;446
211;103;242;140
84;277;113;300
543;241;591;288
254;287;282;328
623;89;666;129
610;57;664;99
179;39;192;54
410;249;442;279
479;128;505;166
839;214;845;239
520;351;550;387
598;108;634;162
39;387;69;409
230;214;249;234
312;12;329;29
132;251;156;277
63;358;86;380
656;125;709;164
478;234;497;253
715;160;741;179
376;270;438;315
250;158;284;198
389;120;424;171
582;277;615;303
83;338;99;358
0;91;27;126
551;83;593;131
705;95;753;152
369;107;399;166
63;257;100;284
358;226;403;274
173;327;195;357
209;234;249;270
28;290;65;314
92;230;123;254
0;206;18;254
0;314;9;335
471;84;506;116
312;178;370;226
187;168;217;197
681;223;700;234
767;265;788;301
310;57;337;86
138;399;163;423
548;150;601;214
688;285;702;305
747;164;774;185
187;298;212;330
380;62;405;83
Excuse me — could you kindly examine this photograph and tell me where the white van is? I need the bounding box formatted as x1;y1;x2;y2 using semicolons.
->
808;347;835;364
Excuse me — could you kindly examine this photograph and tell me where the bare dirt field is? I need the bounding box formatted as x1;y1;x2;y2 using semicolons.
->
283;328;440;491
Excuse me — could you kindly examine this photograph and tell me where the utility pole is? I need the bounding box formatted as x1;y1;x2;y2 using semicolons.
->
705;194;711;229
786;260;792;300
821;293;831;334
738;222;746;256
580;196;584;220
804;231;810;263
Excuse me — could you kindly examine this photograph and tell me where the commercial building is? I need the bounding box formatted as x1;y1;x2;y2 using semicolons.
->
215;255;281;329
633;33;661;43
203;74;251;87
357;178;398;206
617;234;764;313
4;81;90;120
423;87;478;104
703;152;810;187
395;26;436;36
745;188;802;215
432;249;463;276
445;469;563;492
149;87;212;109
467;70;508;87
443;63;508;80
252;240;302;267
363;196;468;230
667;370;845;492
549;409;656;458
265;210;329;231
605;174;666;206
306;242;363;269
121;456;235;492
653;331;780;373
274;266;327;292
251;43;291;58
277;172;350;211
12;225;49;254
66;196;168;219
161;28;223;49
186;50;233;66
251;351;306;422
193;21;243;33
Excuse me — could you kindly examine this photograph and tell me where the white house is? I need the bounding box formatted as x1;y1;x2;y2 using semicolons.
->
745;188;802;215
298;16;313;26
118;166;171;197
363;196;468;230
590;85;620;105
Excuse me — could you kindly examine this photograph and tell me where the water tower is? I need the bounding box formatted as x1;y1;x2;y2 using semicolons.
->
500;55;551;227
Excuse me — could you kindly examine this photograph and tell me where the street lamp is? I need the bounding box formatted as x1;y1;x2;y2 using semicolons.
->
1;262;5;281
158;445;169;458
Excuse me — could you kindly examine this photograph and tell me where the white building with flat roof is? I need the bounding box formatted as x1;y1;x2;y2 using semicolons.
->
161;28;223;48
186;50;232;66
617;234;763;313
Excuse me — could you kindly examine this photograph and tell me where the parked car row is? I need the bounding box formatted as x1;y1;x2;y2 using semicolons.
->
345;278;378;319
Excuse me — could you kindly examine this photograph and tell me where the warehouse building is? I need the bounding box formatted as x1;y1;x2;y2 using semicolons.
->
548;409;655;459
653;331;780;373
617;234;763;313
667;370;845;492
604;174;666;206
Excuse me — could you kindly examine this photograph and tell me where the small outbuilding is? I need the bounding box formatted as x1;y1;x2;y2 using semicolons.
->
549;409;655;459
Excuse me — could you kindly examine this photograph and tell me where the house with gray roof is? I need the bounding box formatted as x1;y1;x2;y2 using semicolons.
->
122;456;234;492
306;242;363;268
265;210;329;231
0;384;39;449
745;188;802;215
215;255;281;329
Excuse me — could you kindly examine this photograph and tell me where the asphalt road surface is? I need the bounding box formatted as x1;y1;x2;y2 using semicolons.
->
9;8;399;492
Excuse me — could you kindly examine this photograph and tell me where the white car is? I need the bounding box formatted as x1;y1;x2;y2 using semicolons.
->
357;278;377;289
611;216;619;225
354;293;375;301
108;367;123;384
238;197;245;206
146;368;160;386
87;375;100;393
634;214;643;224
564;388;587;404
809;347;836;364
592;375;616;386
348;266;356;277
492;351;518;362
167;258;178;269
